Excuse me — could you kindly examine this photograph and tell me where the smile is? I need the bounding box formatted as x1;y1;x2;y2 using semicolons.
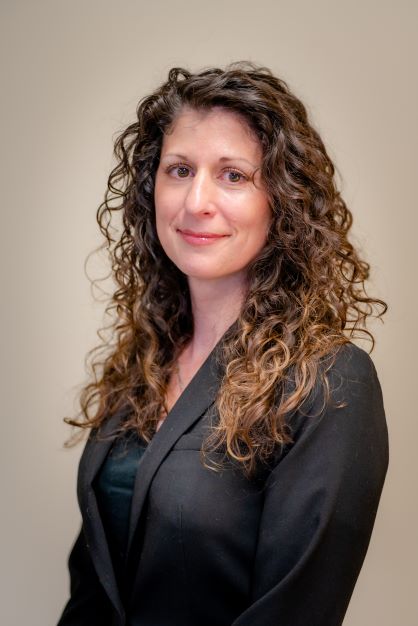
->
177;229;229;246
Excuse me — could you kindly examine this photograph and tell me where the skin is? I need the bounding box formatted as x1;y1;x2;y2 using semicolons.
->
154;106;271;416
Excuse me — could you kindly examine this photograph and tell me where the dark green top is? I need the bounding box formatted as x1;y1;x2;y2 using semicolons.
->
95;429;147;593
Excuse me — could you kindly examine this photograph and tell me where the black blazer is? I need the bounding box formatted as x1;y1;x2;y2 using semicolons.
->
58;342;388;626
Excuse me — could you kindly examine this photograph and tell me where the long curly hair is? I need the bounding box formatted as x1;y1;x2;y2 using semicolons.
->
66;62;387;478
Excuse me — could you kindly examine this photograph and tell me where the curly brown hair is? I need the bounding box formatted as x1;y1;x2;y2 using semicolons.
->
66;62;387;477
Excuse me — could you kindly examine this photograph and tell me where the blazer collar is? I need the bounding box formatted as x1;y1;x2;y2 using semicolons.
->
77;329;228;615
77;409;128;620
126;339;223;552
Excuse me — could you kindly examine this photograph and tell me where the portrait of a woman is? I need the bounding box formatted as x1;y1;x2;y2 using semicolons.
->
57;63;389;626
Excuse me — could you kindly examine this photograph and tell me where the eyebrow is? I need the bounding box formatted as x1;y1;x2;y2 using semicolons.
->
160;153;258;169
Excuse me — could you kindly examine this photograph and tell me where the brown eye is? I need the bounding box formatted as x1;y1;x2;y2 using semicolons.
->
177;166;190;178
228;171;242;183
222;168;247;183
166;164;192;178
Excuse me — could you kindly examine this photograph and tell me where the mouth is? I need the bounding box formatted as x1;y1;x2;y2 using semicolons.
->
176;228;229;245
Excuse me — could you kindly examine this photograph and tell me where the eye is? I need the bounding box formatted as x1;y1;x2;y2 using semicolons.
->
222;168;248;184
167;164;193;178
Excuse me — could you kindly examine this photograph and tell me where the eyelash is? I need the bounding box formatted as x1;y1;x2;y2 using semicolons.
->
166;163;249;183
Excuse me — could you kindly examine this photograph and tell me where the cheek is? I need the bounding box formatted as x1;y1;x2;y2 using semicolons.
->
155;192;173;229
258;207;272;236
154;194;170;247
154;171;171;213
248;209;271;253
236;199;271;240
155;180;183;224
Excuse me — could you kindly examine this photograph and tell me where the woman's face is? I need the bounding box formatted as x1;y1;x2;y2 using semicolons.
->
154;106;271;286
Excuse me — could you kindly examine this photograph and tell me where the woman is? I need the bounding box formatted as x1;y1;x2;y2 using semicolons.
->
58;63;388;626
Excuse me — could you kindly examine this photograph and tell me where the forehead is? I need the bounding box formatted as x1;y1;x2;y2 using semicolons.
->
161;106;262;158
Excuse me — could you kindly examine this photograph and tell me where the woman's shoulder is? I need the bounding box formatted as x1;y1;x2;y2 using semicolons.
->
318;340;385;414
324;340;379;383
284;341;386;448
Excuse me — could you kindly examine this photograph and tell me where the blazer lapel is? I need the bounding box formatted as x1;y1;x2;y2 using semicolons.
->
76;321;234;616
77;410;126;619
126;342;223;554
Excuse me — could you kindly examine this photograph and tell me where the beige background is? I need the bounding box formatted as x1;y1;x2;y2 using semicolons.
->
1;0;417;624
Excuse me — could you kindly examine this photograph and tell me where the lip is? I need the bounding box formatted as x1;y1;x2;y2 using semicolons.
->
177;228;229;246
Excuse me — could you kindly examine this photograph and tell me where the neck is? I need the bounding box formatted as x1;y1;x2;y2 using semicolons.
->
185;273;246;361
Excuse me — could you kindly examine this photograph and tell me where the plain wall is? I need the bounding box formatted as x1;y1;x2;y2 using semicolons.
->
1;0;417;624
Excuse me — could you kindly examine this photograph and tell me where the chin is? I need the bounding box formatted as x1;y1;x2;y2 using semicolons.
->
183;269;225;281
175;263;225;280
184;267;247;285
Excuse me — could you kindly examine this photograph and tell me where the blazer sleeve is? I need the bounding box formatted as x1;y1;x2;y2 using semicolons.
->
57;525;113;626
231;345;389;626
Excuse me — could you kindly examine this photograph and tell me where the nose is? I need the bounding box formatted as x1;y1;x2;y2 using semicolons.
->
183;170;217;215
